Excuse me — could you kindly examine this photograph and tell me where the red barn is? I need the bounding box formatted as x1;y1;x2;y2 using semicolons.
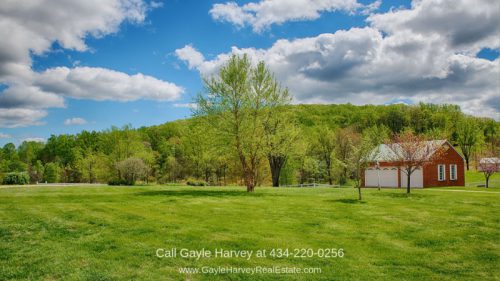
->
363;140;465;188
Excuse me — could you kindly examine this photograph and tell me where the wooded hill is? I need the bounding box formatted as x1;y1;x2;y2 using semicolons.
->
0;103;498;186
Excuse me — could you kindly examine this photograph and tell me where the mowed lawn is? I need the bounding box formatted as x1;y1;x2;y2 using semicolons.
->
1;184;499;280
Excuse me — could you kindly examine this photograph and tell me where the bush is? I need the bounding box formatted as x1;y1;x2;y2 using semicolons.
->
108;179;133;186
2;172;30;185
115;158;149;186
187;180;207;186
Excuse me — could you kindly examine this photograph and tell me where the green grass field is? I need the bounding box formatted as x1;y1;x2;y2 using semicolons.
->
1;178;499;280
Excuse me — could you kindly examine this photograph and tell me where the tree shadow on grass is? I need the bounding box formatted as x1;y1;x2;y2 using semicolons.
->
135;189;269;198
373;192;427;199
327;198;366;204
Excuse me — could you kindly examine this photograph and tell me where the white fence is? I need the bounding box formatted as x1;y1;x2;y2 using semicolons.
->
279;183;339;188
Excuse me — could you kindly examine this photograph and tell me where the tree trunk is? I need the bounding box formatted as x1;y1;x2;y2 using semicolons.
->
236;134;254;192
377;168;381;191
269;155;286;187
358;186;362;200
341;167;348;185
246;180;255;192
204;168;210;183
244;169;255;192
299;165;305;184
324;156;333;185
407;173;411;194
465;157;470;170
326;164;333;185
486;176;489;188
223;167;226;186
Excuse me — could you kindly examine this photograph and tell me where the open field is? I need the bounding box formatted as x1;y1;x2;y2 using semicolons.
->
1;183;499;281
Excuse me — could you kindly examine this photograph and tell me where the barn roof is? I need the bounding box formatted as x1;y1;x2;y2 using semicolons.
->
368;140;448;162
479;157;500;164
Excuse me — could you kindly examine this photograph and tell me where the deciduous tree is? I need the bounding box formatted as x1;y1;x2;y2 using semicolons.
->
262;88;297;187
314;126;336;185
387;132;443;194
456;117;482;170
478;157;499;188
197;55;289;192
350;133;376;200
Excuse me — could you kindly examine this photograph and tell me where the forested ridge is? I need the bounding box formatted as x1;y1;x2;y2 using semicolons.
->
1;103;498;186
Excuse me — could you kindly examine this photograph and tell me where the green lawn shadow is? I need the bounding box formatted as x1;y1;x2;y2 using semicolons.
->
328;198;366;204
135;189;269;198
373;192;427;198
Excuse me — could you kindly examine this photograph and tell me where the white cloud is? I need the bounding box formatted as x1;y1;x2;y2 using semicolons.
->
0;0;148;81
0;84;65;109
210;0;377;32
210;2;255;28
173;103;198;109
0;109;48;128
367;0;500;53
178;0;500;119
0;133;12;138
21;137;46;143
175;45;206;70
64;117;88;126
150;1;164;9
359;0;381;16
35;67;183;102
0;0;182;128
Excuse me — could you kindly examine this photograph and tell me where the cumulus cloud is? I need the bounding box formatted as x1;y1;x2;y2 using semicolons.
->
0;0;148;81
175;45;206;70
210;0;378;32
0;0;182;128
0;84;65;109
178;0;500;119
35;67;183;102
367;0;500;53
64;117;88;126
0;109;48;128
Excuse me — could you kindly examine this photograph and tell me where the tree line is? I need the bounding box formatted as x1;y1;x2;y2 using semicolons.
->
1;56;498;188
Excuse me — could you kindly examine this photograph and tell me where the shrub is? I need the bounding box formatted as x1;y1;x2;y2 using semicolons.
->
115;158;149;186
187;180;207;186
108;179;132;186
2;172;30;185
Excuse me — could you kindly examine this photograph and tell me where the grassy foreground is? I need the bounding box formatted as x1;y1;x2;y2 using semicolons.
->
1;185;499;280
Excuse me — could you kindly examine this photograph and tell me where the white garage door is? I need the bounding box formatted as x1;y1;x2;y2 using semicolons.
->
400;168;423;188
365;167;398;187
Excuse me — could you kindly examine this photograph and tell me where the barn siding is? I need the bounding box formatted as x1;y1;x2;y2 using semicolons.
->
422;144;465;187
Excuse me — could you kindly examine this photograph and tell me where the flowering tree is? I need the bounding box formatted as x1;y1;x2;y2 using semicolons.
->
478;158;499;188
387;132;443;194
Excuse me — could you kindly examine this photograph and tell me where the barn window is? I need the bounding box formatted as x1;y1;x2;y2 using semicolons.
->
438;164;446;181
450;164;457;180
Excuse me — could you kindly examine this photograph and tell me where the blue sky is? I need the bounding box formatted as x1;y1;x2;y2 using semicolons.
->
0;0;498;146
